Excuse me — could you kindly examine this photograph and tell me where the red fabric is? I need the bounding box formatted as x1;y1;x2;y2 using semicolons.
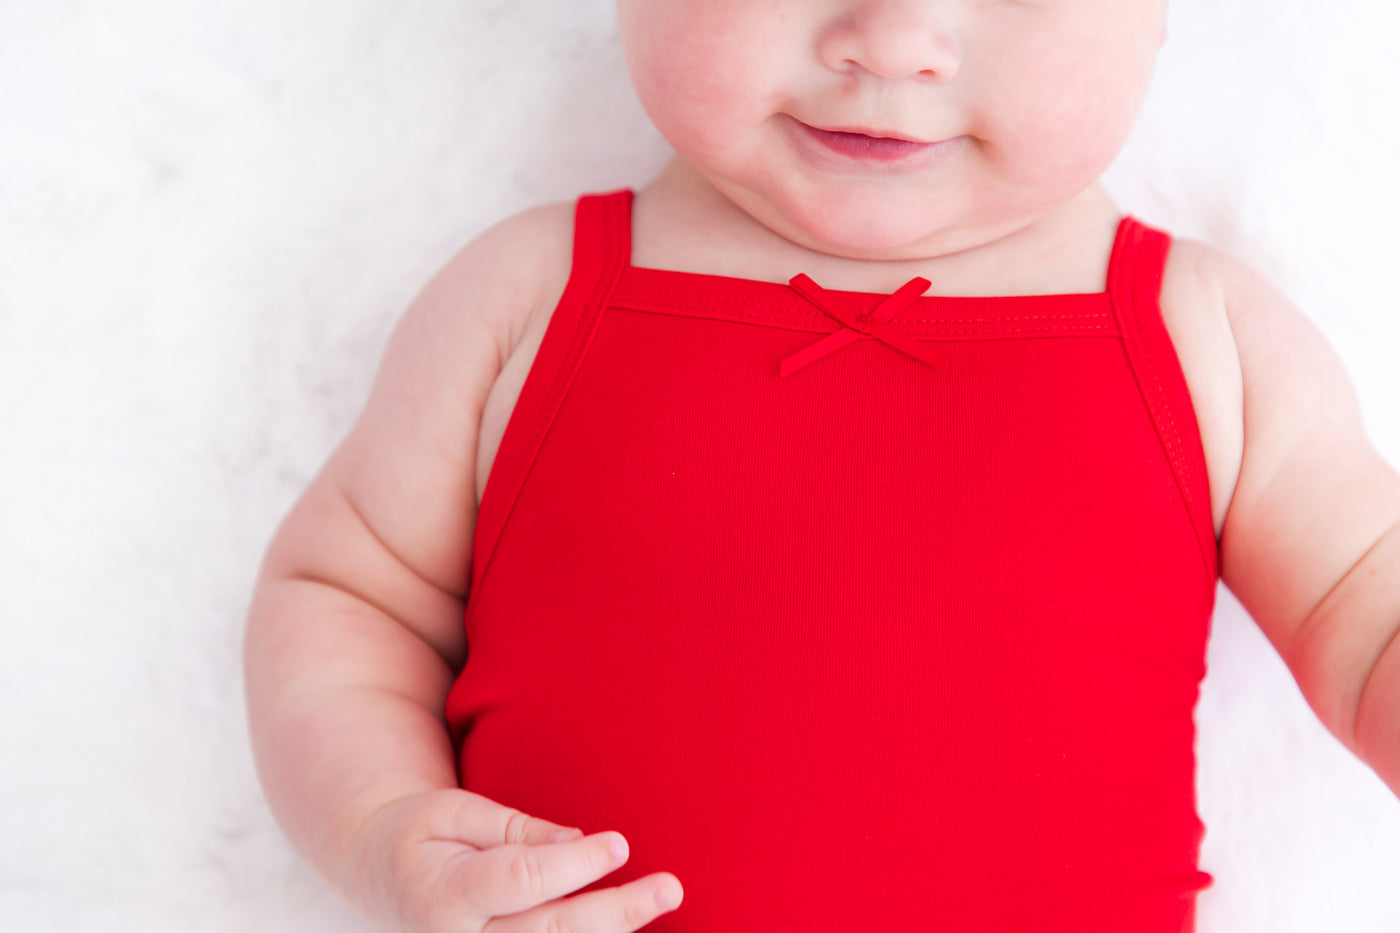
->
445;188;1218;932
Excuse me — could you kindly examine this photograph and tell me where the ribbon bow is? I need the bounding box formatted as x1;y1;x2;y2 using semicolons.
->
779;274;947;377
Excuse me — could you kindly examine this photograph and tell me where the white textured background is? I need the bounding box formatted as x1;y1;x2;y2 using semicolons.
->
3;1;1400;930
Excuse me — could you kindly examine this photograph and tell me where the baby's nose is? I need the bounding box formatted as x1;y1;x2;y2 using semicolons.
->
821;0;963;83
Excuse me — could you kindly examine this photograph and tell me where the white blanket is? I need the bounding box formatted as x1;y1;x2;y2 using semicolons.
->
3;1;1398;929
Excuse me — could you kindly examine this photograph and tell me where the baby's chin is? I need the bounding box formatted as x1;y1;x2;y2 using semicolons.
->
771;168;1123;262
736;182;1008;262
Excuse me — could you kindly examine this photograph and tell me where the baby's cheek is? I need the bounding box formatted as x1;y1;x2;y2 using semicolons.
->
998;69;1146;193
628;38;730;135
621;0;795;146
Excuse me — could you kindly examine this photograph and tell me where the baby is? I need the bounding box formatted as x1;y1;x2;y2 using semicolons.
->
243;1;1400;931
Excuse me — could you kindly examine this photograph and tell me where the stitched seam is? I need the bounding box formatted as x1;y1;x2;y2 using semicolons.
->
613;296;1112;325
889;314;1110;323
532;204;614;453
1130;318;1194;513
620;283;1106;308
1145;328;1215;571
1108;224;1214;585
1119;260;1214;581
613;302;1115;336
480;197;616;593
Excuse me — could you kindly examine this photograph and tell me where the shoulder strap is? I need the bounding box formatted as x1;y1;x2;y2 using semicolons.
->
1106;217;1220;583
469;189;633;599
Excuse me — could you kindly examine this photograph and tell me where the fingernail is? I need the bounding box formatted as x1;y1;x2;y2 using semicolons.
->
608;834;629;863
655;880;679;911
548;828;583;843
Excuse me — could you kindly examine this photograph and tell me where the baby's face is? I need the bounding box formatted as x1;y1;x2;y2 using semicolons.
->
616;0;1167;260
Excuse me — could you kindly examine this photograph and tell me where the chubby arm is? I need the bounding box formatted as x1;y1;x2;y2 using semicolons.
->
1211;248;1400;793
242;204;559;896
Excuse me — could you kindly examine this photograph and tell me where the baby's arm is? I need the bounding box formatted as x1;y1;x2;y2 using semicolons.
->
242;212;522;898
242;207;682;931
1204;246;1400;794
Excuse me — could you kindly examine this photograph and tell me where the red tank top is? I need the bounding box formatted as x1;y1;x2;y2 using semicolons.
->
445;188;1219;932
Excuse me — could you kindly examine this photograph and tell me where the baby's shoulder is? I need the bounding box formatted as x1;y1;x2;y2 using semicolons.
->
1157;237;1251;412
1158;232;1338;414
1154;232;1384;550
446;198;577;363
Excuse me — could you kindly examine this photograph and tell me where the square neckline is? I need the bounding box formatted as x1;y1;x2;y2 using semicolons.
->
614;186;1130;308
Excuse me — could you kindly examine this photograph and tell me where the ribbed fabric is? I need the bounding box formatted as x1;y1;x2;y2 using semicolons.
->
445;188;1219;932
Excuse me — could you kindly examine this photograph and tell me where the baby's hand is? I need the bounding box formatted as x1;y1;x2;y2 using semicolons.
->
344;788;683;933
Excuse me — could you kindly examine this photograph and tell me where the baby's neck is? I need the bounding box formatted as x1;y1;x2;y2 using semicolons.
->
630;156;1124;298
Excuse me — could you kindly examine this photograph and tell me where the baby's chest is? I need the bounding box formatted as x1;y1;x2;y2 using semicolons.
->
476;266;1245;544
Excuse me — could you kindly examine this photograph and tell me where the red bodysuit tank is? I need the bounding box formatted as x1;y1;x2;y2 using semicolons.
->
445;188;1219;932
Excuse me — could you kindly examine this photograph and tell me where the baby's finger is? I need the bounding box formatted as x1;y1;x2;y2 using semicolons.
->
456;830;634;919
425;788;583;850
485;868;683;933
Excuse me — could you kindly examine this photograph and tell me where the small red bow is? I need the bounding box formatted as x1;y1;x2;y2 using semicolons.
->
779;274;947;377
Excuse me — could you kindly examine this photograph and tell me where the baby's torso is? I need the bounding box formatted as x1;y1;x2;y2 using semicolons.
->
449;183;1230;930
